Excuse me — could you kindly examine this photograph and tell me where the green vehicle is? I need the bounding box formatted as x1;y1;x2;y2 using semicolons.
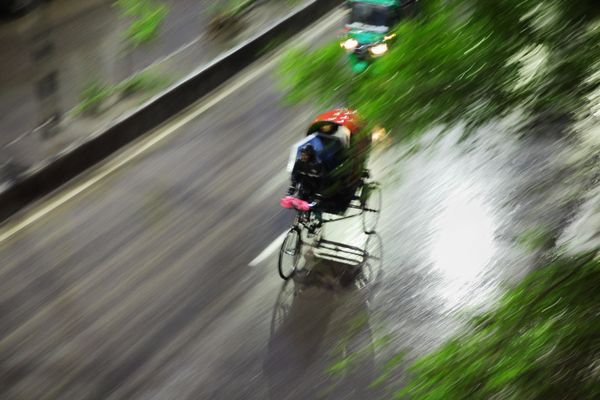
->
340;0;419;73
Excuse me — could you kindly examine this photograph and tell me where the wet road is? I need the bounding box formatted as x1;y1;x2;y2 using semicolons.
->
0;11;596;400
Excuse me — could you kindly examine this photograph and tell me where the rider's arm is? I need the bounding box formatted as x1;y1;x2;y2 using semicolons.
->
312;163;325;205
288;162;300;195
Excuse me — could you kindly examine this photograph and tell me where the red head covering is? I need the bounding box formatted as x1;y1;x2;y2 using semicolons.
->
308;108;362;134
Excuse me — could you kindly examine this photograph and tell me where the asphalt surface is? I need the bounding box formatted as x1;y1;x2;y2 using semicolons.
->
0;8;597;400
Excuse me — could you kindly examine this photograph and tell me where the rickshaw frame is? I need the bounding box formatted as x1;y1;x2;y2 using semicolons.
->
278;179;381;280
277;108;381;281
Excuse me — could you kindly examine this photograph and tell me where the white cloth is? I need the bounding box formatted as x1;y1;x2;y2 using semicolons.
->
333;126;352;149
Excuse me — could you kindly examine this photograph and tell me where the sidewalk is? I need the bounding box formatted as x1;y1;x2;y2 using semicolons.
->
0;0;310;186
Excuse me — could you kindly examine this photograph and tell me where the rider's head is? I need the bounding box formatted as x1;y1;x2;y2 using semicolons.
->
300;144;316;162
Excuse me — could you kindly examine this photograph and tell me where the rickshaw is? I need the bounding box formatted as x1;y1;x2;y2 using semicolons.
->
278;108;382;280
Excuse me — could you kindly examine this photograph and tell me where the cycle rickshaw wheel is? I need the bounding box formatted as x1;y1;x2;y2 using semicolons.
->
278;227;302;280
357;233;383;288
361;182;381;234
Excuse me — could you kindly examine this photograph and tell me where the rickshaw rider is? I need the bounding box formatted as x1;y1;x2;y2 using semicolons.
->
287;144;324;224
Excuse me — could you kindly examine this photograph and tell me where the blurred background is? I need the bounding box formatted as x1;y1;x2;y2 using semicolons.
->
0;0;599;399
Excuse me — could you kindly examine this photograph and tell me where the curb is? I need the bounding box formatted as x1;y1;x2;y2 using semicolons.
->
0;0;343;224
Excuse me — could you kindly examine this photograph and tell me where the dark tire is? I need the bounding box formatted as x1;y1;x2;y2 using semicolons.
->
356;233;384;290
278;227;301;280
361;182;381;234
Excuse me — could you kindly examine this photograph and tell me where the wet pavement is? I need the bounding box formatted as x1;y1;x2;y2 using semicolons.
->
1;0;204;144
1;9;599;400
0;0;306;179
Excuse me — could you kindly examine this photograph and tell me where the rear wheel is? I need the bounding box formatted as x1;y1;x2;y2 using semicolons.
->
361;182;381;233
278;227;302;280
356;233;384;290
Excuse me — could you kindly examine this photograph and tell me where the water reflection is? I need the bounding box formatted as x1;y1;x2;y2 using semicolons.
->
265;271;378;400
430;183;497;307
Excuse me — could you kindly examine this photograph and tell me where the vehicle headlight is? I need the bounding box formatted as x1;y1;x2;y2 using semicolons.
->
341;38;358;51
369;43;388;56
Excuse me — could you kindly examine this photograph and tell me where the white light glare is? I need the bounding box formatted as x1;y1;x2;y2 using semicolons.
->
341;38;359;51
369;43;388;56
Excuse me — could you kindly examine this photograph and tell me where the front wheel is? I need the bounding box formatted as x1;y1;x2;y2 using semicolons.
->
361;182;381;234
278;227;302;280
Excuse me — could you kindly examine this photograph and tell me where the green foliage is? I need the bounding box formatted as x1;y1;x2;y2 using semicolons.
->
73;71;169;116
116;70;170;96
115;0;147;16
518;226;554;251
258;34;290;57
73;80;113;116
278;0;600;138
115;0;168;47
369;352;407;389
325;312;393;377
278;41;352;106
207;0;257;21
398;251;600;399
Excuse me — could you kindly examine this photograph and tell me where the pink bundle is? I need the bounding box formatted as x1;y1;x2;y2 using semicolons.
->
280;196;295;208
280;196;311;211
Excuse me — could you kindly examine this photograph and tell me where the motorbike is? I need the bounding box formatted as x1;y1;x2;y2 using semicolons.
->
340;0;419;73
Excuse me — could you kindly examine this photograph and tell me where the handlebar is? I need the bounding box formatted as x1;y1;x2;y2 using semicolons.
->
280;196;313;211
